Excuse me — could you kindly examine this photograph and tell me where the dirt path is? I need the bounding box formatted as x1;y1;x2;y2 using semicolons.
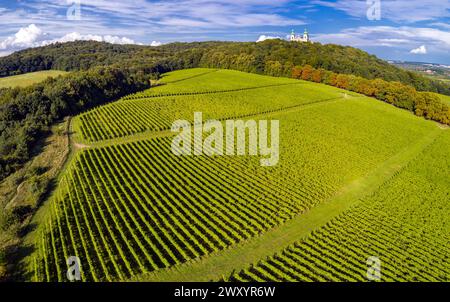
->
73;142;90;149
3;118;72;210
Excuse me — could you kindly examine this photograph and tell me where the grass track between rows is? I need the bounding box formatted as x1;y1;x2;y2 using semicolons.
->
130;127;445;281
77;95;347;148
122;82;307;100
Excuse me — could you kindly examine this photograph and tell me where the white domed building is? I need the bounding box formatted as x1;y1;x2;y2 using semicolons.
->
290;29;310;43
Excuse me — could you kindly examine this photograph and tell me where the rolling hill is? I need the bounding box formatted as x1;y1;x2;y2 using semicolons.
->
27;69;450;282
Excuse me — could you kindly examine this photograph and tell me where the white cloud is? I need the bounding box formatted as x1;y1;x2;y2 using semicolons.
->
410;45;427;54
0;24;44;50
43;32;136;45
150;41;162;47
12;24;43;45
256;35;281;42
47;32;103;44
103;35;135;45
0;24;141;56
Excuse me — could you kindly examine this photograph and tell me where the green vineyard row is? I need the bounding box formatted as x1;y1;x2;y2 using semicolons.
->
228;131;450;282
228;203;450;282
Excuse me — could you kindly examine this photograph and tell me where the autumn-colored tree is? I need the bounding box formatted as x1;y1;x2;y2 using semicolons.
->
311;69;323;83
292;66;302;79
358;78;377;96
301;65;314;81
329;73;338;86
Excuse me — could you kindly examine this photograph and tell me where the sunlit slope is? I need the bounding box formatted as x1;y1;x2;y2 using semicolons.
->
34;89;438;281
125;68;299;98
73;69;358;142
363;131;450;237
0;70;68;88
434;93;450;106
229;131;450;282
158;68;219;84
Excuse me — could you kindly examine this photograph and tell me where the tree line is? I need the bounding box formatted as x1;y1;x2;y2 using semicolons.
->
291;65;450;125
196;39;450;96
0;66;151;180
1;40;449;96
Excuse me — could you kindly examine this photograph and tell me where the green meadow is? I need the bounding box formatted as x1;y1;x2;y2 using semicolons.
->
0;70;68;89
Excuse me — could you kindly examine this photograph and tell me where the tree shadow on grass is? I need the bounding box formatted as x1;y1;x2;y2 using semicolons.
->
4;222;37;281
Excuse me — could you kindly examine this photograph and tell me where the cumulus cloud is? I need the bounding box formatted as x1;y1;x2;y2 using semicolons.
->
410;45;427;54
256;35;281;42
42;32;136;45
0;24;44;50
0;24;142;56
150;41;163;47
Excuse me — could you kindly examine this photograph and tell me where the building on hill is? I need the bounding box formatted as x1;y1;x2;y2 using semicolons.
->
290;29;310;43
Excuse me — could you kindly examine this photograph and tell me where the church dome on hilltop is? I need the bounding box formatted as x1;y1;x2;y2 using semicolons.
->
290;28;310;43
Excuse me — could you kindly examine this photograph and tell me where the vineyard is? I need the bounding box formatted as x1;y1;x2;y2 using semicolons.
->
73;69;356;142
362;132;450;238
28;68;450;282
228;132;450;282
123;69;299;99
228;202;450;282
34;139;306;281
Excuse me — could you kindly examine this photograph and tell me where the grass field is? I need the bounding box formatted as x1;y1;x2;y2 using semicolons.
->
434;92;450;106
28;68;450;282
0;70;68;89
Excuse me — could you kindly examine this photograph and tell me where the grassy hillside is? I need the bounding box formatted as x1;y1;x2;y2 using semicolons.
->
434;93;450;106
26;69;449;282
0;70;68;88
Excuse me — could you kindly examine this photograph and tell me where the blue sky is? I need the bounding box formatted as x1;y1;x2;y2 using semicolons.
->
0;0;449;64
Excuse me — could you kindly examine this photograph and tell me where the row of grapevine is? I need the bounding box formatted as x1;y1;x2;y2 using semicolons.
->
228;203;450;282
121;83;303;101
75;83;344;142
127;68;300;99
227;133;450;282
158;68;219;84
34;135;330;281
